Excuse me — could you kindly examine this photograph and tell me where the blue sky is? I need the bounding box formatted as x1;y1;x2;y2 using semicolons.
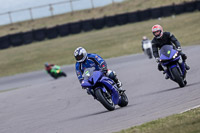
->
0;0;124;13
0;0;124;25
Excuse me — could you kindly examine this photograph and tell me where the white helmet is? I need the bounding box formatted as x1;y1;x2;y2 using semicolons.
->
74;47;87;62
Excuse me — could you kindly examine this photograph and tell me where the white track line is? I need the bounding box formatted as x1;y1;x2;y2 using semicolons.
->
180;105;200;113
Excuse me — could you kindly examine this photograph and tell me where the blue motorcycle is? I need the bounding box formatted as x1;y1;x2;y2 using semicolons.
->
159;45;187;87
81;67;128;111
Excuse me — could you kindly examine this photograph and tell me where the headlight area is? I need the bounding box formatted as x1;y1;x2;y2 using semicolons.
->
173;52;179;59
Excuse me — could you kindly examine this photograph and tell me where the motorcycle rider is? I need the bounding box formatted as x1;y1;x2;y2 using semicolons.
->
74;47;123;94
44;62;55;74
141;36;149;51
44;63;66;78
151;24;190;79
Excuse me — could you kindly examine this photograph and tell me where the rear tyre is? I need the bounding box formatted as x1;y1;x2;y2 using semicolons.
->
171;67;185;87
118;93;128;107
61;72;67;77
146;48;152;59
95;88;115;111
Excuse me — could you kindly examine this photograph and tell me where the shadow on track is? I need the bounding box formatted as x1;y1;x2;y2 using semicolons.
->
68;104;136;121
142;81;200;97
68;110;109;121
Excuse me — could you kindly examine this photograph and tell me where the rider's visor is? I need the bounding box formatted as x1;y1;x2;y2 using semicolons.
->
153;30;161;37
75;53;84;61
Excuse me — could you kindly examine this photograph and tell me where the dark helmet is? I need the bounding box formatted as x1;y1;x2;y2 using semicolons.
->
44;62;49;67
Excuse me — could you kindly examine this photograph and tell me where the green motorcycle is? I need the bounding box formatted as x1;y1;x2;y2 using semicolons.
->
49;65;67;79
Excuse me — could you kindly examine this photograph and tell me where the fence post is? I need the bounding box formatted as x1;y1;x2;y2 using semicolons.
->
49;4;54;17
90;0;94;9
111;0;115;4
69;0;74;13
29;8;34;21
8;12;13;24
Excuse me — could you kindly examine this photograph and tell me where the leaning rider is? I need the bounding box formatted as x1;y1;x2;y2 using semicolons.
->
44;62;55;74
74;47;123;93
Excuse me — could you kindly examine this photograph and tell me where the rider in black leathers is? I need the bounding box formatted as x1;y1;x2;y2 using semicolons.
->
151;24;190;78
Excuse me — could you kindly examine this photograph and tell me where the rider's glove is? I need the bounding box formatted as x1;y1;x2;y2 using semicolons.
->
100;63;107;73
177;47;182;52
155;57;160;63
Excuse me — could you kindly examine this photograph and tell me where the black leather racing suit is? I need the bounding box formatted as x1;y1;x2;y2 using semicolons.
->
151;32;187;71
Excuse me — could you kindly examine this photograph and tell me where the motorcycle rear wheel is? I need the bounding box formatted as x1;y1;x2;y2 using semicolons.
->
146;48;152;59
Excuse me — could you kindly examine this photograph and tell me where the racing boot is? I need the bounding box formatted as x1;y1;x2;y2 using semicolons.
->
163;71;169;79
114;78;125;92
165;74;169;79
107;70;124;92
116;79;122;88
185;63;190;70
181;53;190;70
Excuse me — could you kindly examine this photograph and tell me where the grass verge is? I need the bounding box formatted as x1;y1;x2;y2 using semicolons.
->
0;11;200;77
115;107;200;133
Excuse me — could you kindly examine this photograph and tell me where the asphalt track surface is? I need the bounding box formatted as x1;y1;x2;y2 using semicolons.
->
0;45;200;133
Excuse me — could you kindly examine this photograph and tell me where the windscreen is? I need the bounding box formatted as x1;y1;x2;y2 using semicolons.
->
83;67;95;80
160;45;173;57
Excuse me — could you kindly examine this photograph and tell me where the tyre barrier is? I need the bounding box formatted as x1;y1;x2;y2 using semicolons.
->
0;36;10;49
151;7;162;19
116;13;128;25
81;19;94;32
9;32;24;47
138;9;151;21
33;28;46;41
161;5;174;17
45;26;59;39
57;24;70;37
105;16;117;27
69;22;82;34
185;1;196;12
1;1;199;50
174;4;185;14
197;1;200;10
22;31;34;44
93;18;105;29
128;12;139;23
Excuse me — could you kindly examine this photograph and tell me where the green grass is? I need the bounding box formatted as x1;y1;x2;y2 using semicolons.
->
0;11;200;77
0;0;193;36
115;107;200;133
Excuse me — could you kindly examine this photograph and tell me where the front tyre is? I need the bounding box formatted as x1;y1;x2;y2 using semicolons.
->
171;67;185;87
95;88;115;111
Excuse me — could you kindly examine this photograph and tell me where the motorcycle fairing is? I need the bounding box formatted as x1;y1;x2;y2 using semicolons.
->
100;77;119;105
81;70;119;105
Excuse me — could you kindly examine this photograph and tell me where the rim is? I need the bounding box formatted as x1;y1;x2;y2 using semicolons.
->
103;92;113;104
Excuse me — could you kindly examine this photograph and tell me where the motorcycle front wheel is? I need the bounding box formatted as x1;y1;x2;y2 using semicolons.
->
171;67;185;87
95;88;115;111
